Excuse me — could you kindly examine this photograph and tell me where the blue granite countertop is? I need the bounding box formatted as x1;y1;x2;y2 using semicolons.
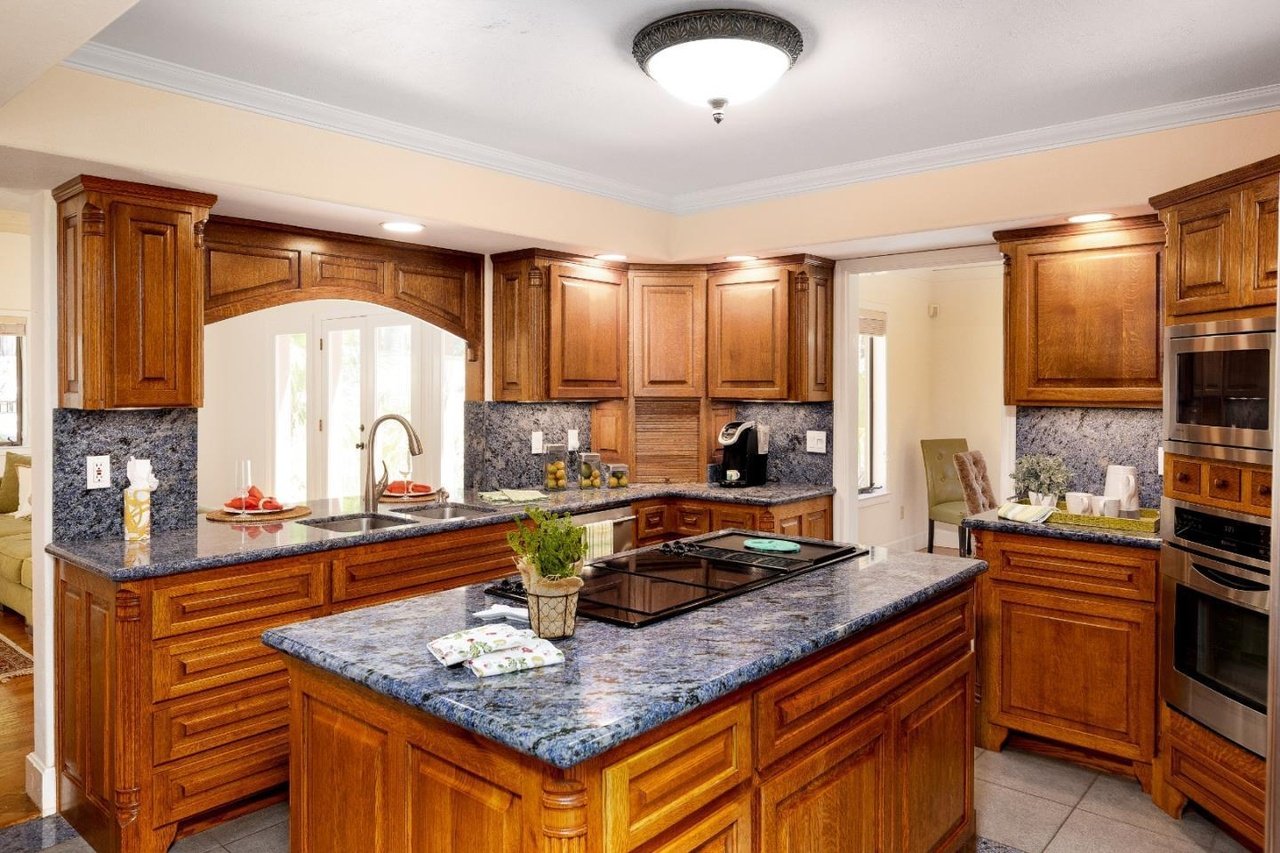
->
262;544;984;769
47;483;836;581
963;509;1161;550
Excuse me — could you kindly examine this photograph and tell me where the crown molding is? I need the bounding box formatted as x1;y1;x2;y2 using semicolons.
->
64;42;1280;217
62;42;672;211
670;83;1280;213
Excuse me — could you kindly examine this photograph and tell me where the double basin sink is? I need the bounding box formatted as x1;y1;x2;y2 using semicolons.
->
299;502;495;535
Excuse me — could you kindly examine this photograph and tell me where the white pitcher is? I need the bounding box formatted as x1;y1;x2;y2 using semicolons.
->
1103;465;1139;512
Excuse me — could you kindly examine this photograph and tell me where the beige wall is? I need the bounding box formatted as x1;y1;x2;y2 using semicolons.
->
1;66;1279;261
857;264;1007;551
0;212;30;312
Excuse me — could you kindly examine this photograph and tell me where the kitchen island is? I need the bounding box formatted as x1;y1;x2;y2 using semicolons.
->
263;544;985;853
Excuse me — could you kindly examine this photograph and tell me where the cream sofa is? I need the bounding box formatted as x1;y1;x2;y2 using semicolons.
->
0;514;32;623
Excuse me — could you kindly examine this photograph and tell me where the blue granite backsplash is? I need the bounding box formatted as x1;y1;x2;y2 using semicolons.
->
1015;407;1162;508
735;402;834;486
464;402;593;491
52;408;199;540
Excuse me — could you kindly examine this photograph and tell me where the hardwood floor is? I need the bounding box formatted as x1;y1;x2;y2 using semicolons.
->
0;608;37;829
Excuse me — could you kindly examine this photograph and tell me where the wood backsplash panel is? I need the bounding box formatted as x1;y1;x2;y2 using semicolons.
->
634;400;702;484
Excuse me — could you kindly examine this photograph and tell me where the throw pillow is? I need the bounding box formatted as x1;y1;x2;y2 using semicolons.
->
0;451;31;513
12;465;30;519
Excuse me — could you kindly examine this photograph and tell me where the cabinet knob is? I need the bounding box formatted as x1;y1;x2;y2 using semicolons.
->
1213;478;1230;489
1175;472;1190;483
1260;485;1271;497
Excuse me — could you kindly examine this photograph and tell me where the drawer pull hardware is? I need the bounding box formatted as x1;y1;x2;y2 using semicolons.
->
1176;472;1190;483
1214;478;1230;489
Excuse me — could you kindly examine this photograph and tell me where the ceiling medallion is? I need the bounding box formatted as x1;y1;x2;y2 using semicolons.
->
632;9;804;124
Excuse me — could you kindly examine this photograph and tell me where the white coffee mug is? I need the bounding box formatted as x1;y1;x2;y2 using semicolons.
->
1089;495;1108;516
1102;498;1121;518
1064;492;1091;515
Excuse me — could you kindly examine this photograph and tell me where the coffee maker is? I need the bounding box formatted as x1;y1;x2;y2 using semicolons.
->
718;421;769;487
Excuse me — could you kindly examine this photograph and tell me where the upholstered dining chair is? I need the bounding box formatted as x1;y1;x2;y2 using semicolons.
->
953;450;998;556
920;438;969;553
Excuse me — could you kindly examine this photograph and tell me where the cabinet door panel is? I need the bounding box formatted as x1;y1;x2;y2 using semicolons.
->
109;202;200;406
205;242;300;310
792;266;834;401
549;262;628;398
1164;193;1240;317
308;251;384;294
989;584;1155;759
392;259;472;334
758;711;890;853
295;695;388;853
1242;176;1278;307
707;267;789;399
632;269;706;397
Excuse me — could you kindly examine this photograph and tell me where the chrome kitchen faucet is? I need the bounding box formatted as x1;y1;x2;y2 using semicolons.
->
363;414;425;514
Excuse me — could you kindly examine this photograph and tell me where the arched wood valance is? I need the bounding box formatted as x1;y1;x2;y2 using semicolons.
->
202;216;484;353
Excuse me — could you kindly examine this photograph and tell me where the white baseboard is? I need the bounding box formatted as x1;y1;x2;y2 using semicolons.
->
26;751;56;815
878;526;962;554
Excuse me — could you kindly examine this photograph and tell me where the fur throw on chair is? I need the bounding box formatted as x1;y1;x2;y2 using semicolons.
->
953;450;997;515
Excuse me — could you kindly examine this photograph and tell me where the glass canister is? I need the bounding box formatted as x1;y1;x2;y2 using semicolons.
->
605;463;630;489
543;443;568;491
578;453;603;489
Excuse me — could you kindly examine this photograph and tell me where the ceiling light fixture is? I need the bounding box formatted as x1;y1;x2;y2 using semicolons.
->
633;9;803;124
595;253;628;261
725;254;758;262
1067;213;1116;224
381;221;424;234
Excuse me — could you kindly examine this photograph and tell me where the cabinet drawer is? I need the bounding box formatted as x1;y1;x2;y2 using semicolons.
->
711;506;758;532
672;504;710;537
152;729;289;827
151;559;327;639
989;538;1157;603
153;674;289;764
331;524;514;604
1247;469;1272;511
1167;458;1202;498
1206;465;1242;502
1162;706;1265;848
640;792;751;853
603;701;752;852
636;502;669;541
152;616;309;701
755;590;973;769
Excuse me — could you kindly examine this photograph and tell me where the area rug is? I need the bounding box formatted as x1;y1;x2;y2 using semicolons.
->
0;632;32;682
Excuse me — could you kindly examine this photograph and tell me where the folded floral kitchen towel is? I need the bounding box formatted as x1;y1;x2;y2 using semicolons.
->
997;502;1056;524
428;623;537;666
463;638;565;677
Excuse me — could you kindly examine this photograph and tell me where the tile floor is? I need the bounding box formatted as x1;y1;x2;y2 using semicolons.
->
974;746;1250;853
0;747;1255;852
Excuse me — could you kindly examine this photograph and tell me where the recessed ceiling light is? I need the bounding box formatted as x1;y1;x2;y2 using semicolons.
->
381;221;424;234
1067;213;1116;224
595;253;628;261
633;10;803;124
725;254;758;262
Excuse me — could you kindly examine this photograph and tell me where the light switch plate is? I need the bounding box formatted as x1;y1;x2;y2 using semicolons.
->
567;429;579;452
806;430;827;454
1157;445;1163;476
531;431;544;454
86;455;111;489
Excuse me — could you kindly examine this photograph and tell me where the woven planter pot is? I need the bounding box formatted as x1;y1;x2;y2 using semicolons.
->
518;560;584;639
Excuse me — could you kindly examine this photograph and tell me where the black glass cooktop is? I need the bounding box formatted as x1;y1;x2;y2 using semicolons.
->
486;531;869;628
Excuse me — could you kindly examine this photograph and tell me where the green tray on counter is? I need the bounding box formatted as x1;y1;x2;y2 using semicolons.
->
1018;500;1160;534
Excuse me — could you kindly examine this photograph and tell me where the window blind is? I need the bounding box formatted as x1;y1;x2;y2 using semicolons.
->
0;317;26;336
858;309;887;336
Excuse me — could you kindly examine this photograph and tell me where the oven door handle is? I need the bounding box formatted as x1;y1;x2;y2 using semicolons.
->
1191;563;1269;593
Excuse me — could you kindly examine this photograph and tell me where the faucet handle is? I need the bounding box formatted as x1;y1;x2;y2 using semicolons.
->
374;460;390;502
435;488;450;505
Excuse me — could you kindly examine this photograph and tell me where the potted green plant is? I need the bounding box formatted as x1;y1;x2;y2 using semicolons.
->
1012;454;1072;507
507;506;588;639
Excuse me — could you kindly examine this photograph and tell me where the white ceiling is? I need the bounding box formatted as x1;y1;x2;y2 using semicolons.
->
69;0;1280;212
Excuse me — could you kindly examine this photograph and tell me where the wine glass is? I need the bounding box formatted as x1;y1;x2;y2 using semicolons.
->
398;452;413;497
235;460;253;517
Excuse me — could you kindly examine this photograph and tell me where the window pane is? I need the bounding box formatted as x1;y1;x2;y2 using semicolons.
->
0;335;20;445
326;328;362;499
857;334;871;490
374;325;413;478
274;333;307;504
439;334;466;493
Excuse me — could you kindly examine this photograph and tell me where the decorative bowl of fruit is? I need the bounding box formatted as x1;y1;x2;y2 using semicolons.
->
579;452;603;489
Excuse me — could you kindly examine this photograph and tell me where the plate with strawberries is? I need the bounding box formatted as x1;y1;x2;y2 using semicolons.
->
225;486;292;514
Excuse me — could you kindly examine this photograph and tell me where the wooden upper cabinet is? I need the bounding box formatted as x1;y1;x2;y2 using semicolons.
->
55;175;216;409
490;254;545;401
707;265;790;399
792;263;835;401
548;261;628;398
631;267;706;398
1151;154;1280;321
998;216;1164;407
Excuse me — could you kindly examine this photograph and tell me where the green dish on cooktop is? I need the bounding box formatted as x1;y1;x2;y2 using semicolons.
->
742;538;802;553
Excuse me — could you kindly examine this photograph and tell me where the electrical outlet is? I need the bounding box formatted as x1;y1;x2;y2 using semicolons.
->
806;430;827;454
86;455;111;489
567;429;579;452
531;431;544;454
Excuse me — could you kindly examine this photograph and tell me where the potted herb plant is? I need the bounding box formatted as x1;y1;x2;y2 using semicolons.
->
1012;454;1072;507
507;506;588;639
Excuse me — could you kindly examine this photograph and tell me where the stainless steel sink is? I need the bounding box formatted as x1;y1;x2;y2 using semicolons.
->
300;513;420;534
400;503;495;521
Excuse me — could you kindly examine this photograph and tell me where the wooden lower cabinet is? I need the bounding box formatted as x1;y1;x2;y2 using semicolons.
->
286;587;976;853
634;495;834;545
972;530;1158;780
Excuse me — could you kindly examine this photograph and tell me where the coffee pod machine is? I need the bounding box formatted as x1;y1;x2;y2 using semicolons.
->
718;421;769;487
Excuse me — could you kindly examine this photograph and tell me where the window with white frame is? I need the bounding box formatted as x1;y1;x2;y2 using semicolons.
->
857;309;887;494
0;317;26;447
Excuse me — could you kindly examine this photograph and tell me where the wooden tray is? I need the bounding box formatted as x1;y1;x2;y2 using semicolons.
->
1028;501;1159;534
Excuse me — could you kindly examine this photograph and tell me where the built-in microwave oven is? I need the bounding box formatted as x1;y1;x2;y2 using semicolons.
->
1165;317;1275;464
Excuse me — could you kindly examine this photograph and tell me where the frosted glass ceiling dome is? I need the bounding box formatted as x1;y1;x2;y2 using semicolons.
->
633;9;804;124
